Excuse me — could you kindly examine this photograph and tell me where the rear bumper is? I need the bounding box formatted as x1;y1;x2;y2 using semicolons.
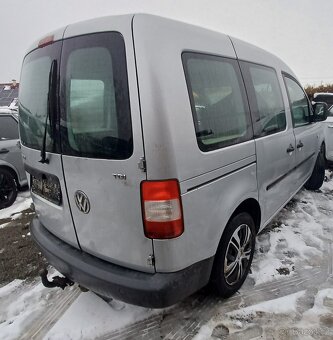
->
30;217;214;308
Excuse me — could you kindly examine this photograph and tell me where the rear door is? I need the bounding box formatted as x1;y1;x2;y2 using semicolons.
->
59;31;152;272
19;36;80;248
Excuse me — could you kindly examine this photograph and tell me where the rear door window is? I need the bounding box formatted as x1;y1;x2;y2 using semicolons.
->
60;32;132;160
182;53;252;152
240;62;286;137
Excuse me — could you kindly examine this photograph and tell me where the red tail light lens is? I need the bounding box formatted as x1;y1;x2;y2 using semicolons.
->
141;180;184;239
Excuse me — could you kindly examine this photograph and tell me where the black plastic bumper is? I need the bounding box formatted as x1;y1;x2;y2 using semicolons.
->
30;218;214;308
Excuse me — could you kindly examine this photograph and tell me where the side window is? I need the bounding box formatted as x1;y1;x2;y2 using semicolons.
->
182;53;252;152
242;63;286;137
284;76;310;127
0;116;19;140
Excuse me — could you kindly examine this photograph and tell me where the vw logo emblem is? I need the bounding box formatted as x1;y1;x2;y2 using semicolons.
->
74;190;90;214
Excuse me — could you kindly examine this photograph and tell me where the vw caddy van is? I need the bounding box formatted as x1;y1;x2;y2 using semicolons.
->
19;14;327;308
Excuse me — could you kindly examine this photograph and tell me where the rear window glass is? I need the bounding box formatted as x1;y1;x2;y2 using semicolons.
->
182;53;252;152
19;42;61;152
60;32;132;160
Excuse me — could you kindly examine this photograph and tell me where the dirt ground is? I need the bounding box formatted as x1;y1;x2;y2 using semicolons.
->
0;205;46;285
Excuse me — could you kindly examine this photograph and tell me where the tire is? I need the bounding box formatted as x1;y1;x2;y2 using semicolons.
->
0;168;18;209
304;147;325;191
211;212;256;298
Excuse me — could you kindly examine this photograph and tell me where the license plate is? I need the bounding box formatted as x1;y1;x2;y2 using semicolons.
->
31;174;62;205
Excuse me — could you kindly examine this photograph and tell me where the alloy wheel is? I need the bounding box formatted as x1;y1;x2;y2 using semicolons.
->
224;223;253;286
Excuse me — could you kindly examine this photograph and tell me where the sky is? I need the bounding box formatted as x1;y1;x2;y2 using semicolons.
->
1;0;332;85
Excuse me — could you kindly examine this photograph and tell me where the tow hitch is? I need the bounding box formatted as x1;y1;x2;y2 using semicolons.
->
40;268;74;290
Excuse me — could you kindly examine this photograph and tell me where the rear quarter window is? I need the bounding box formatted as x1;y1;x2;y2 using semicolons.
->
182;53;253;152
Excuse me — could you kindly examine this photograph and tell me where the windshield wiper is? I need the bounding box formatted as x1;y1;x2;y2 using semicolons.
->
40;59;57;164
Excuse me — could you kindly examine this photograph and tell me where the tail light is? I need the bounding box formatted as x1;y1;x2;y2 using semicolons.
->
141;179;184;239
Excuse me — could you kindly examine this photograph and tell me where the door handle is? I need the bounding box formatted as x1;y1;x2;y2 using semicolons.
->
297;141;304;149
0;148;9;154
286;144;295;153
328;125;333;128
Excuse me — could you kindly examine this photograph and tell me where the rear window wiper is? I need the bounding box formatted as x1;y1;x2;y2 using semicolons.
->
40;59;57;164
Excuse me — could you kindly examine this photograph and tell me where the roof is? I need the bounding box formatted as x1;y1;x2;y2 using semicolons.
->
314;92;333;98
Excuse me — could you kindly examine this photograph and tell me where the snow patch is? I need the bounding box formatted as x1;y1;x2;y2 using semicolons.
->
0;280;23;299
0;191;32;221
44;292;158;340
0;282;49;340
229;290;305;317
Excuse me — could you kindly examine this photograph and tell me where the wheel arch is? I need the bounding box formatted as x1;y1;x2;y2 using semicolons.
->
228;198;261;235
210;197;260;297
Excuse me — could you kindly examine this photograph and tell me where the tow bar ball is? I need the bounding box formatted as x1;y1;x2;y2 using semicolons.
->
39;268;74;290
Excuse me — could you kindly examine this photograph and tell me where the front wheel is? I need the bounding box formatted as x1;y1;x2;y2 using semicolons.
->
0;168;18;209
211;212;256;298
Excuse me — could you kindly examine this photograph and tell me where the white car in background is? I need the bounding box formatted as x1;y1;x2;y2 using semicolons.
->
324;105;333;164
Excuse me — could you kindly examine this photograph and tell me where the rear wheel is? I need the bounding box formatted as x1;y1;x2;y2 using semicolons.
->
0;168;18;209
304;147;325;191
211;212;256;298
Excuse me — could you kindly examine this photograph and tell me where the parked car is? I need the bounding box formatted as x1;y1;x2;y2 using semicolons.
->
19;14;327;308
0;110;27;209
323;105;333;164
313;93;333;107
312;94;333;165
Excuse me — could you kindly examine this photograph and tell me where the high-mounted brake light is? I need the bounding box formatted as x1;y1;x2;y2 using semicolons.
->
38;35;54;48
141;179;184;239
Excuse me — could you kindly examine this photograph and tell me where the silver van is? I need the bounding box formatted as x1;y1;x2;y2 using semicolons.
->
19;14;327;308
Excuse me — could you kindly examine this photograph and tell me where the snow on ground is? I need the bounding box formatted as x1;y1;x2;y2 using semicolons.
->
193;289;333;339
44;292;158;340
0;172;333;339
250;171;333;285
0;278;53;340
0;191;32;226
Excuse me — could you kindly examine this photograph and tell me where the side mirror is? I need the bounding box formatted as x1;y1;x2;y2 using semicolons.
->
312;102;328;122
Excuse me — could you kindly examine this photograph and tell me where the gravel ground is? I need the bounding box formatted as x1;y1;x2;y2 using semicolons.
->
0;192;45;285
